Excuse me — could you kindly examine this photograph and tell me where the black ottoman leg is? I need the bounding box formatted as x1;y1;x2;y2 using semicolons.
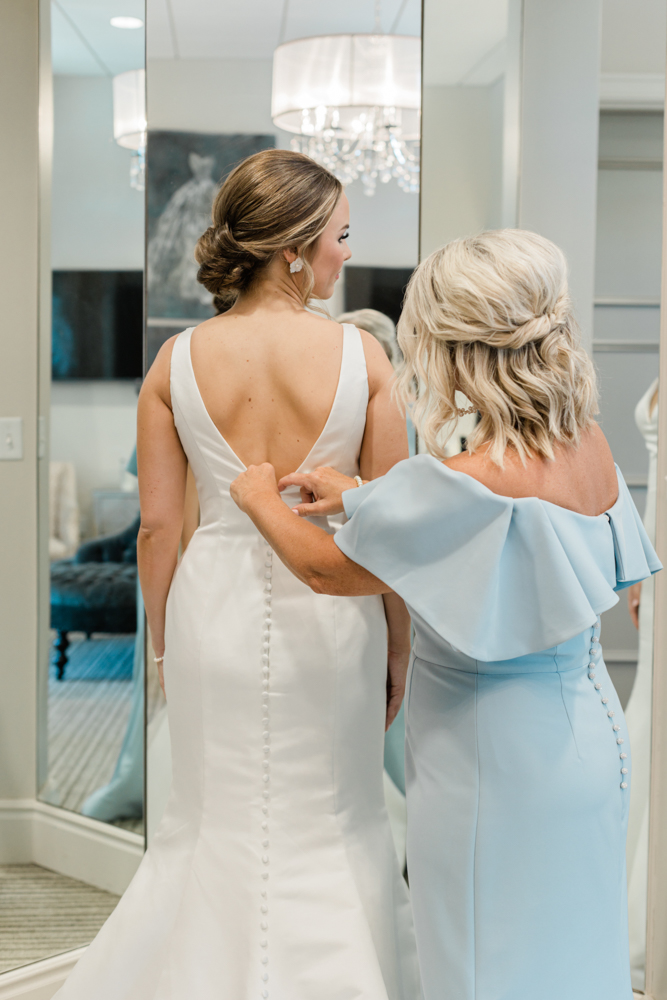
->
55;631;70;680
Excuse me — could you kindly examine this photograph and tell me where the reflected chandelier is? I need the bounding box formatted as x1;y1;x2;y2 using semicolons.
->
271;34;421;196
112;69;147;192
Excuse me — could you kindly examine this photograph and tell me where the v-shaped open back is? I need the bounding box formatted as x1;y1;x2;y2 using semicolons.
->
169;323;370;515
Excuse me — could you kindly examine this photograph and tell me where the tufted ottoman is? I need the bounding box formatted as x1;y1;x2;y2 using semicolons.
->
50;560;138;679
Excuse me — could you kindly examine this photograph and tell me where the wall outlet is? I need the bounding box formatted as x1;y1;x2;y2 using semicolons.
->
0;417;24;460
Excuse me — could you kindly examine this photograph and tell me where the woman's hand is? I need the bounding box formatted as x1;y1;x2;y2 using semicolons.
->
628;582;642;629
231;463;280;514
278;466;361;517
386;645;410;731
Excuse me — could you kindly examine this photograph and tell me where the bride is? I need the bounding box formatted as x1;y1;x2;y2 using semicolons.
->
54;148;420;1000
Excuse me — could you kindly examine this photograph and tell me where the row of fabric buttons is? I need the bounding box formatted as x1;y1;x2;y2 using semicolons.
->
260;543;273;999
587;617;628;790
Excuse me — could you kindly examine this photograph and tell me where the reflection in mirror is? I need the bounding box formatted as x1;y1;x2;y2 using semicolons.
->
39;0;146;843
420;0;665;993
144;0;422;846
420;0;517;456
595;6;666;990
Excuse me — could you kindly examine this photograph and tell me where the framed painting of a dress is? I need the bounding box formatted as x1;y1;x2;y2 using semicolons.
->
146;131;274;367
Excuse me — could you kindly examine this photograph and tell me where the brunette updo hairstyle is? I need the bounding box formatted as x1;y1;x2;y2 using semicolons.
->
195;149;343;305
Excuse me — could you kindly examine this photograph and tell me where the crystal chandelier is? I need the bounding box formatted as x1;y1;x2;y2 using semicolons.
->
112;69;146;192
271;34;421;196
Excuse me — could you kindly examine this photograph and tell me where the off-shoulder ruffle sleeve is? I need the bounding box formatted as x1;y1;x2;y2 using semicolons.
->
335;455;661;662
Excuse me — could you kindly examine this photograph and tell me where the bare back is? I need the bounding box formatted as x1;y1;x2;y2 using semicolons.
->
176;307;406;482
445;422;618;517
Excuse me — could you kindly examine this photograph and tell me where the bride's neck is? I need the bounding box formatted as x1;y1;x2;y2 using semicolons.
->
231;264;305;315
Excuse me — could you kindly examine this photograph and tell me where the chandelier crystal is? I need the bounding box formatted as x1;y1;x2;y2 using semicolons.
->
271;34;421;196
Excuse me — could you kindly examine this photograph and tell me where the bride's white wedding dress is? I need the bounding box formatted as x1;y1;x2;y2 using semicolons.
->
55;323;420;1000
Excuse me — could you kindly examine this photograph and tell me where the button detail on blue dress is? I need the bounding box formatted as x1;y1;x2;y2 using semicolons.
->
620;752;628;759
621;782;628;789
621;768;628;774
617;738;624;745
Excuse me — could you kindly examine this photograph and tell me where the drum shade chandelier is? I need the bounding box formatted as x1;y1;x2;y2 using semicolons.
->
271;34;421;196
112;69;147;191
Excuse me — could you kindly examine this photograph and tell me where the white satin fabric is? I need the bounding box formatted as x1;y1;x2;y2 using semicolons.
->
55;324;420;1000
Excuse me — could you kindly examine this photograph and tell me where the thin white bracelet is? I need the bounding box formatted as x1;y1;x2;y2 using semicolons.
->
354;476;363;488
154;656;164;664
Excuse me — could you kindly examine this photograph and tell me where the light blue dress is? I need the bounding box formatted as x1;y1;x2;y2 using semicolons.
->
335;455;661;1000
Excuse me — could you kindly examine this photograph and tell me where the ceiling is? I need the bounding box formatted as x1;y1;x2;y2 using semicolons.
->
51;0;666;79
51;0;421;74
52;0;145;74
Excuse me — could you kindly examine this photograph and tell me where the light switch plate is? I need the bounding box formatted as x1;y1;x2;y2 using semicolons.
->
0;417;24;460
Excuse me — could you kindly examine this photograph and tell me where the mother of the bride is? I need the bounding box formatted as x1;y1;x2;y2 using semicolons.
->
231;229;660;1000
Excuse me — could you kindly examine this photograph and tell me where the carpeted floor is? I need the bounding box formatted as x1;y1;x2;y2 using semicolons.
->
41;634;142;834
0;864;119;973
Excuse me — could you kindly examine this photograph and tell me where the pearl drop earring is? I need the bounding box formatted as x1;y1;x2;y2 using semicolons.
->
289;257;304;274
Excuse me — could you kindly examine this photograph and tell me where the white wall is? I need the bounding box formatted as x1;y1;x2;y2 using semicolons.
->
51;74;143;537
52;75;144;270
50;382;138;538
517;0;602;348
593;111;663;661
420;81;504;257
0;0;39;801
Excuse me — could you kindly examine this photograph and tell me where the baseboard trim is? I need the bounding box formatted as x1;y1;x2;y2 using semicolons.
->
0;948;85;1000
0;800;143;894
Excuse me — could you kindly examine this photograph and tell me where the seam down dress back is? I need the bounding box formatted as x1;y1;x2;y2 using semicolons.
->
54;325;421;1000
334;455;662;1000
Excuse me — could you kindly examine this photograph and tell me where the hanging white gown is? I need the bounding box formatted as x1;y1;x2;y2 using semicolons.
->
54;324;420;1000
626;377;658;990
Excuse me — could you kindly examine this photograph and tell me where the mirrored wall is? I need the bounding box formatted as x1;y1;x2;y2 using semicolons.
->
143;0;423;839
421;1;666;992
38;0;146;841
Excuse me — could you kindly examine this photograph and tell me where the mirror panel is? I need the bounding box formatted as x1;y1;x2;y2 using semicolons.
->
144;0;422;841
421;1;665;993
38;0;146;844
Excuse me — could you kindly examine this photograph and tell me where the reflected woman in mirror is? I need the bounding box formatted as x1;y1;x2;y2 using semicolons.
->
231;230;661;1000
53;149;420;1000
625;376;659;986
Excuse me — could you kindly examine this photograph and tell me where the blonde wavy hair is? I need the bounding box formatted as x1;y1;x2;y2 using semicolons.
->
396;229;599;465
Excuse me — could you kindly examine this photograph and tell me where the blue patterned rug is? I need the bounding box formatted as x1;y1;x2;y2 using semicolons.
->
49;634;136;681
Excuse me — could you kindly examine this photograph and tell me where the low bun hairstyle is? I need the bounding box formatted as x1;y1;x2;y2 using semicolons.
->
396;229;599;465
195;149;343;304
